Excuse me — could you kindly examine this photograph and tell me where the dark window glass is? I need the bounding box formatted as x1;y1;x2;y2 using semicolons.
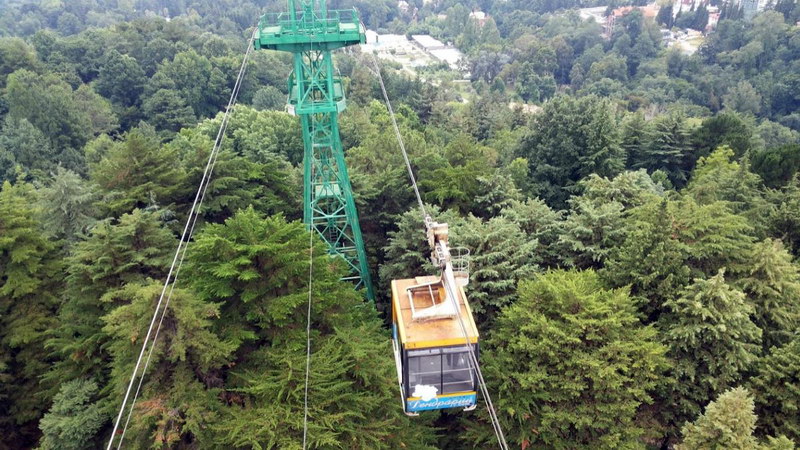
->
442;351;473;394
408;354;442;394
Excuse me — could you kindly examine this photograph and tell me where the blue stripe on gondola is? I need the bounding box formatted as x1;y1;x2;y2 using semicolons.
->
406;393;477;412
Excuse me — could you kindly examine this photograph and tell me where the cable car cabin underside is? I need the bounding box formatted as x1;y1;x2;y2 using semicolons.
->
391;274;479;415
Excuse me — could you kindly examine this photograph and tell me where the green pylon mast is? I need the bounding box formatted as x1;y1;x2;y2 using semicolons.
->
254;1;375;301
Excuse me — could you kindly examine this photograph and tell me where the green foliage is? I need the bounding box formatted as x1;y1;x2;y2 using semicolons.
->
171;125;299;223
635;113;695;188
750;337;800;443
660;270;762;434
94;49;146;107
500;197;564;268
5;69;92;163
518;94;624;207
735;239;800;350
46;209;175;387
687;146;771;235
558;171;660;269
0;116;57;179
476;270;667;449
142;88;196;132
0;181;61;445
251;85;285;111
0;37;38;88
693;112;755;160
37;167;97;242
102;282;233;447
38;380;106;450
184;208;434;448
678;387;759;450
768;176;800;256
751;144;800;189
90;125;187;216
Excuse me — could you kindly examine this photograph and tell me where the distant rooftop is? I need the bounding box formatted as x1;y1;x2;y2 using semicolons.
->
411;34;446;49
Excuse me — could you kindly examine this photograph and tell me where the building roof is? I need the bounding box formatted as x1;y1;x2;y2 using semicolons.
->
411;34;446;49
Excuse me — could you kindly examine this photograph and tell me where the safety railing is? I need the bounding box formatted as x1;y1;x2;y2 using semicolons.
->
258;9;359;34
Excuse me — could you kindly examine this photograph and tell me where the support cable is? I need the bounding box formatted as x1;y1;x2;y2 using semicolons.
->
302;31;317;450
368;54;429;229
367;53;509;450
302;230;314;449
107;28;257;449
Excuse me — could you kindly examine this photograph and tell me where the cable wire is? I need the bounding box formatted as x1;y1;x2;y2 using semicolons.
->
302;229;314;449
302;15;316;449
368;53;429;229
107;27;258;450
368;52;509;450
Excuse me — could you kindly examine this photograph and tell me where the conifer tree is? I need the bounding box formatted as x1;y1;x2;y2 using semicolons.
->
172;129;299;224
603;198;692;322
38;380;106;450
474;270;667;449
678;387;759;450
638;113;694;188
0;181;62;445
46;209;176;388
660;270;762;436
90;124;187;216
750;337;800;443
736;239;800;350
500;197;565;268
37;167;98;243
184;208;435;448
687;146;770;237
558;171;660;270
102;282;234;447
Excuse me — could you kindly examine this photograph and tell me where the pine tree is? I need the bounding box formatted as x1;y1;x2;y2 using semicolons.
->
38;380;106;450
603;198;693;322
473;270;667;449
768;175;800;257
102;282;234;447
687;146;771;237
750;337;800;443
660;270;762;437
621;112;649;169
172;129;299;224
678;387;759;450
0;181;62;445
558;171;661;270
736;239;800;350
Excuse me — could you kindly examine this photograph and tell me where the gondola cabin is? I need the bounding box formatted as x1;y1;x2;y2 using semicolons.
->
391;273;479;415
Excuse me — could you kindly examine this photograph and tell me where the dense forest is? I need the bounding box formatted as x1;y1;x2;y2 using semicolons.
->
1;0;800;448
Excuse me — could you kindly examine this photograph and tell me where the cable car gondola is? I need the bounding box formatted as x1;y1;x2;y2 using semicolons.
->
391;221;479;415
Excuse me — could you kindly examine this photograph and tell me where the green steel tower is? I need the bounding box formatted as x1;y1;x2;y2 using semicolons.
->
254;1;375;301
